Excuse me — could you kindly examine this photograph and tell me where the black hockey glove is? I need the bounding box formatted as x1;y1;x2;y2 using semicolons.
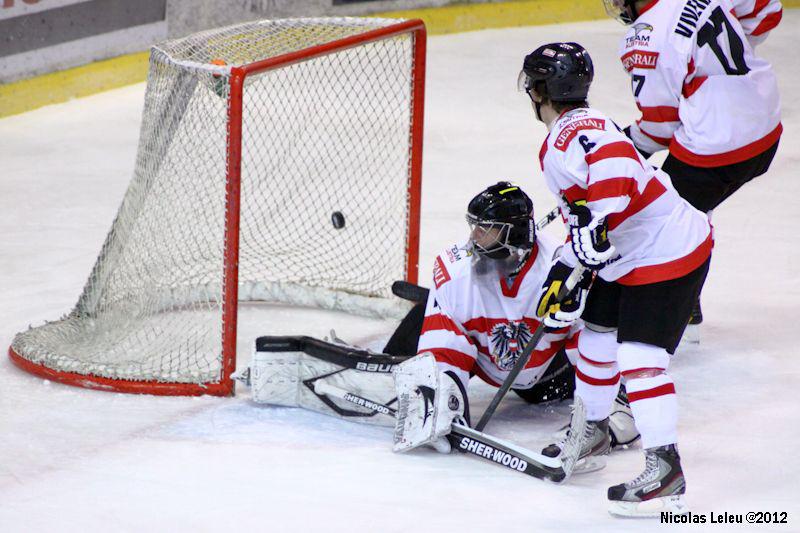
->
568;202;616;270
623;125;654;160
536;260;593;329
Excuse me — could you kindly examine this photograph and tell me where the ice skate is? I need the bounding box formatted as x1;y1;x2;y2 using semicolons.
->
607;444;689;517
542;416;610;474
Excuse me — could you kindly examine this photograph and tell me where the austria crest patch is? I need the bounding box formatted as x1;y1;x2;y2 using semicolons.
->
489;321;532;370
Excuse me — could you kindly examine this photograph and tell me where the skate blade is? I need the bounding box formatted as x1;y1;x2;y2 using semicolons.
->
680;324;700;345
608;495;689;518
573;455;607;474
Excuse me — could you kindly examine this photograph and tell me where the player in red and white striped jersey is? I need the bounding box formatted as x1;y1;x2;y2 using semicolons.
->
389;182;639;455
520;42;711;516
604;0;782;333
608;0;781;168
417;182;581;404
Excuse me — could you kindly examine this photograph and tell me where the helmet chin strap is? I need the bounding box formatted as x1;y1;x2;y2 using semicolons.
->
534;100;544;122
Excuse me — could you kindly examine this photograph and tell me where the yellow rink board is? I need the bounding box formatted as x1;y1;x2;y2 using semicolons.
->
1;0;797;118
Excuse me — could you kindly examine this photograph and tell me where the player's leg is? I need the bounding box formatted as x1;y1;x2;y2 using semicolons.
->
712;140;780;207
542;278;621;471
662;145;778;342
383;302;425;356
608;258;710;517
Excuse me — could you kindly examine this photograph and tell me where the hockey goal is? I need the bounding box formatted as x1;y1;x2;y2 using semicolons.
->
9;17;426;396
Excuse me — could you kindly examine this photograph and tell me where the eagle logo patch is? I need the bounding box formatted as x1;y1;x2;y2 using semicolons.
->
489;321;533;370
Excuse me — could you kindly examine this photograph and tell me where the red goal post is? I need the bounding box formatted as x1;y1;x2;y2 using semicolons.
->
9;17;426;396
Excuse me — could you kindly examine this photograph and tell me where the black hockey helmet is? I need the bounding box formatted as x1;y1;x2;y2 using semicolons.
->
602;0;641;25
466;181;534;259
518;42;594;102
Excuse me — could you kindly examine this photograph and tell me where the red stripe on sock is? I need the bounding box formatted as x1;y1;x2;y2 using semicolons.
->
575;367;620;386
627;383;676;402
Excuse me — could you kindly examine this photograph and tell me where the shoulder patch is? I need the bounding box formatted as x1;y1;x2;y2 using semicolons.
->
433;256;451;289
444;244;464;264
554;118;606;152
624;23;654;49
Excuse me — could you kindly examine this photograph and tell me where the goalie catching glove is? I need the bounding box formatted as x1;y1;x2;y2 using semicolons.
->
536;260;593;329
393;352;469;454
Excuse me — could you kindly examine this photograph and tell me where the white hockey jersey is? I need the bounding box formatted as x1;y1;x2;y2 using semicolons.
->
539;107;712;284
417;235;579;391
622;0;781;167
731;0;783;46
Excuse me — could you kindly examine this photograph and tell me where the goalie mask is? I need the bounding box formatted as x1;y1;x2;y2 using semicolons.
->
466;182;534;260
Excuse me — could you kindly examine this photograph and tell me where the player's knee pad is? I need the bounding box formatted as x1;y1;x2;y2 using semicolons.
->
617;341;670;378
577;327;618;366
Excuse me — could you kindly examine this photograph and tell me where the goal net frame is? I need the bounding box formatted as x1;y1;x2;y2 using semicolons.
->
8;18;426;396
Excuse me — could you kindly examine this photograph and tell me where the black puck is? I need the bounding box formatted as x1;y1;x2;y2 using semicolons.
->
331;211;345;229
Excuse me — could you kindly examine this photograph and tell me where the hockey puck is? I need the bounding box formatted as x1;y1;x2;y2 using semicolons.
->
331;211;345;229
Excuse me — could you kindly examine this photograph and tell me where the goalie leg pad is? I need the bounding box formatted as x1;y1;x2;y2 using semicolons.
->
393;353;469;452
248;337;401;426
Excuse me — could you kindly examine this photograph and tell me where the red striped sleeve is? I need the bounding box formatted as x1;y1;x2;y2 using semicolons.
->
586;177;638;203
638;105;680;123
607;177;667;231
682;75;707;98
585;141;642;167
637;120;672;146
752;9;782;35
740;0;770;18
561;184;586;205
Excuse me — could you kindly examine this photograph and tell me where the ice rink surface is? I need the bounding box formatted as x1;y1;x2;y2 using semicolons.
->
1;14;799;533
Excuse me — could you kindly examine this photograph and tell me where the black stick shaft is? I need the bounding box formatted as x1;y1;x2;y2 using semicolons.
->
475;264;585;432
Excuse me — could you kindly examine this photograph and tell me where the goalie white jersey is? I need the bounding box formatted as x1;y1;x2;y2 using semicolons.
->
539;107;712;284
417;235;579;390
622;0;781;166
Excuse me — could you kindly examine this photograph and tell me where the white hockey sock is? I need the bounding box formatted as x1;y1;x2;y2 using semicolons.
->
575;328;620;421
618;342;678;449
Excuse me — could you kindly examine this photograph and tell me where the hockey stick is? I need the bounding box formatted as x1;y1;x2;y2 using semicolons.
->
392;206;563;303
535;206;561;231
314;380;574;482
474;264;586;432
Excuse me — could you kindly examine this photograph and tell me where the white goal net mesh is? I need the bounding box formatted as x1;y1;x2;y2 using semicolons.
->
11;18;421;390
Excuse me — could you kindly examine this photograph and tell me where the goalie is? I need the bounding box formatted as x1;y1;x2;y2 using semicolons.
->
239;182;637;454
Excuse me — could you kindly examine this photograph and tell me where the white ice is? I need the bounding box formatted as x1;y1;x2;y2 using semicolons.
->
1;15;799;532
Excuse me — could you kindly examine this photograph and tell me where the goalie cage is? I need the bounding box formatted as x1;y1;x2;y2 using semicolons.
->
9;17;426;396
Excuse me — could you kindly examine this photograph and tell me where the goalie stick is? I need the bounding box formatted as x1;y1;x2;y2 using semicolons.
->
315;380;580;483
392;206;562;303
255;335;411;371
475;264;587;432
